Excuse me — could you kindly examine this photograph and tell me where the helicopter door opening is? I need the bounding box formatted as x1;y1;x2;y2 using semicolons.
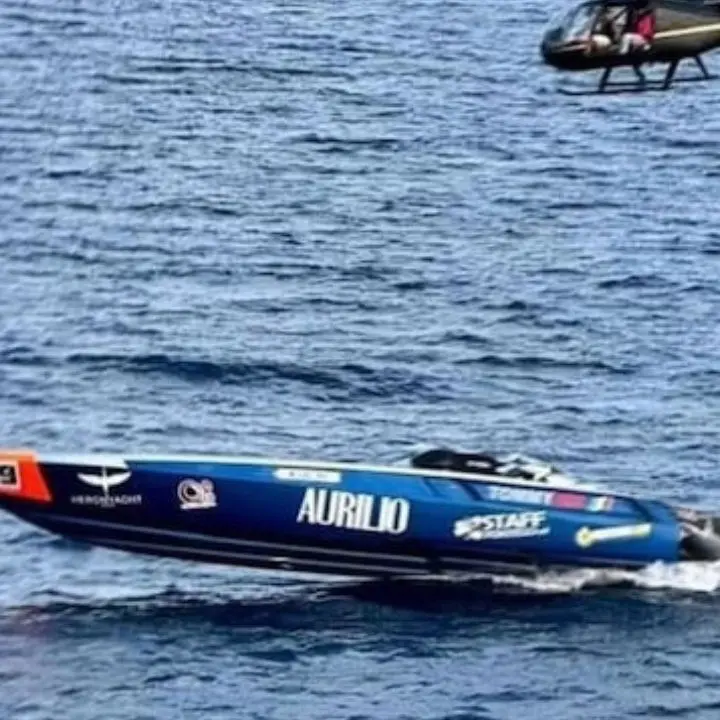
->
559;2;628;45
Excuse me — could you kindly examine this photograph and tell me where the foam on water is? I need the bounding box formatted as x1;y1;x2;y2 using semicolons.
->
490;560;720;594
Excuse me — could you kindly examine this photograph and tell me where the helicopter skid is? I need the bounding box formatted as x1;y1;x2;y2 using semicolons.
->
559;75;717;95
558;54;716;95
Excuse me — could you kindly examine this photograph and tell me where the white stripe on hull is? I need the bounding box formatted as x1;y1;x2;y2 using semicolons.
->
37;453;601;494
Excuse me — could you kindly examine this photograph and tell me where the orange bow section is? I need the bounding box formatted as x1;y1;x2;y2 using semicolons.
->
0;450;52;502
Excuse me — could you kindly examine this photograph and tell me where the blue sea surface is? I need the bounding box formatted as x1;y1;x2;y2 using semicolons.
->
3;0;720;718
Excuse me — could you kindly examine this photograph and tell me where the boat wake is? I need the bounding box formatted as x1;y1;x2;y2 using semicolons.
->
2;563;719;635
484;560;720;594
3;560;720;628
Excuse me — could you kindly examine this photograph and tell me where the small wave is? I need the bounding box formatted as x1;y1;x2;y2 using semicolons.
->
701;242;720;255
62;352;447;401
0;581;371;636
436;330;493;347
597;273;673;290
481;299;538;312
455;353;635;375
290;132;403;152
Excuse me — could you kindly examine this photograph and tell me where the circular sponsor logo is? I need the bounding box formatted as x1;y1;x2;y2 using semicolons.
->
178;479;216;510
575;527;593;548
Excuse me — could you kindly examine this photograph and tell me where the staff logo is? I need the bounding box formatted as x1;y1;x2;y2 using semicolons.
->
454;511;549;542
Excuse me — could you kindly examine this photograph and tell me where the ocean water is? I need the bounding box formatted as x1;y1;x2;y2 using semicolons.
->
2;0;720;718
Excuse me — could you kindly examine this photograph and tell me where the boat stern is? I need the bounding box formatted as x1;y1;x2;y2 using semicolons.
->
676;507;720;560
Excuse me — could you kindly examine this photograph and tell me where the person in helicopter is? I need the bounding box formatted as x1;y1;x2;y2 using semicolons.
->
586;5;621;52
618;0;656;54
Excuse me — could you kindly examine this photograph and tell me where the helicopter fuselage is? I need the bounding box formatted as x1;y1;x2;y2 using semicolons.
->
542;0;720;71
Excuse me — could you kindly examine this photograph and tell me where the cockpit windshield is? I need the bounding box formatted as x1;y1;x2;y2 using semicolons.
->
557;1;630;42
561;2;600;41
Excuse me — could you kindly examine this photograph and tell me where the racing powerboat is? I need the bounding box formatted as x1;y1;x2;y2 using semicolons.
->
1;447;719;578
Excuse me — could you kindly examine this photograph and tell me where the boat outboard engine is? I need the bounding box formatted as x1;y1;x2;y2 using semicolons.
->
677;507;720;560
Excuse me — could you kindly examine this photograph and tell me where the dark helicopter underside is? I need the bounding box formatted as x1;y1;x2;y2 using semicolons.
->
542;34;718;73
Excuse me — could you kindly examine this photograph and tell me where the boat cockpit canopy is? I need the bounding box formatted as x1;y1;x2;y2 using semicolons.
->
410;447;581;486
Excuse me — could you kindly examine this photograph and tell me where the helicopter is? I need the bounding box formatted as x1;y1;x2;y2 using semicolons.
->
541;0;720;93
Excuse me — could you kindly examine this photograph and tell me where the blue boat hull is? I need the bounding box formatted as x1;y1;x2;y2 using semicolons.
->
0;449;714;578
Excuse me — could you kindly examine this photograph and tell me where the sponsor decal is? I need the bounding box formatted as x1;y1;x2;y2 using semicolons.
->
178;479;217;510
575;523;652;549
487;485;553;505
71;467;141;508
0;462;19;489
551;492;588;510
274;467;341;484
77;468;131;493
586;496;614;512
296;488;409;535
488;485;612;513
454;511;549;541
